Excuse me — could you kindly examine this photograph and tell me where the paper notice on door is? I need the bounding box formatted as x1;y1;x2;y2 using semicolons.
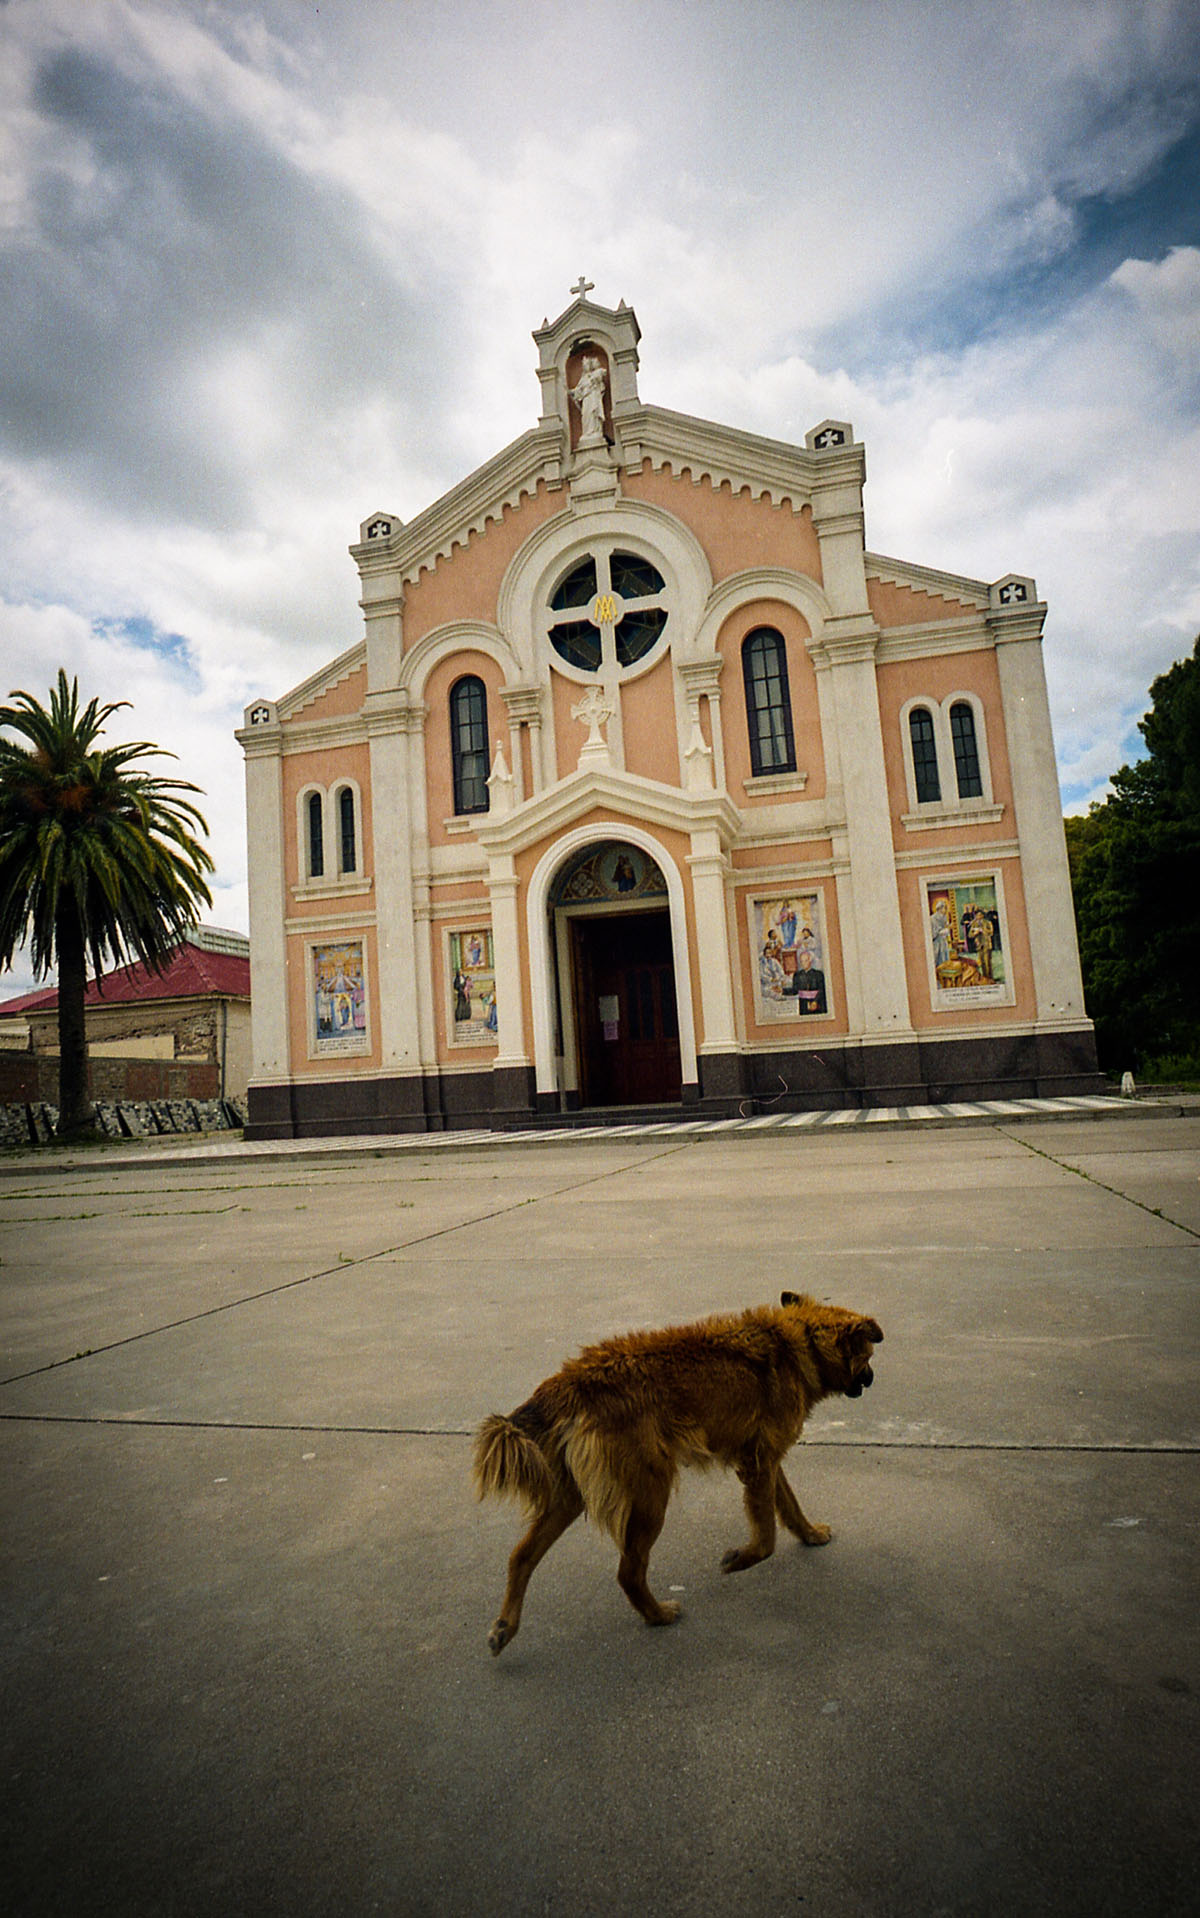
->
598;996;619;1022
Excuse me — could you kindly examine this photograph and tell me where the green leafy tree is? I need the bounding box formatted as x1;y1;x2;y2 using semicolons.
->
1067;637;1200;1076
0;670;214;1140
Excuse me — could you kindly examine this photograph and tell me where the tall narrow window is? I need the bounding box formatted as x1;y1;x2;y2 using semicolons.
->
909;707;941;803
307;791;324;876
338;786;357;873
450;676;490;815
742;628;796;775
950;702;983;799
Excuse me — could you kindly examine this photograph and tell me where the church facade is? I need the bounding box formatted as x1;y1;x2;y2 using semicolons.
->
237;289;1099;1138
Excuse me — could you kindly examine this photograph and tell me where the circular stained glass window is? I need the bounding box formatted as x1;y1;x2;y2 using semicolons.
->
547;549;669;674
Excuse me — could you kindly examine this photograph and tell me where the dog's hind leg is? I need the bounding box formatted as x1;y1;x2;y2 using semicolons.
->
775;1464;831;1547
488;1483;583;1656
617;1486;681;1628
721;1451;781;1574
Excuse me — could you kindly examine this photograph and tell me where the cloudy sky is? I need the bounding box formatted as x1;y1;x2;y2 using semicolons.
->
2;0;1198;996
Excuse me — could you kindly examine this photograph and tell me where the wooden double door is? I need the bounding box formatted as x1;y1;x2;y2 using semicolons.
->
570;909;682;1108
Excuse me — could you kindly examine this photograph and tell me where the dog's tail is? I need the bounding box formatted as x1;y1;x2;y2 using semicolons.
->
473;1407;555;1508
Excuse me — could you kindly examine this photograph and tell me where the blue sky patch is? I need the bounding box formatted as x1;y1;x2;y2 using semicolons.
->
94;614;200;687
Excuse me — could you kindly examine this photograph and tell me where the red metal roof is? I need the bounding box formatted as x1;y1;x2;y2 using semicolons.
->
0;937;250;1015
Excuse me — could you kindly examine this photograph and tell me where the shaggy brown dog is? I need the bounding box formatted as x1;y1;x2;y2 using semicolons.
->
473;1290;882;1654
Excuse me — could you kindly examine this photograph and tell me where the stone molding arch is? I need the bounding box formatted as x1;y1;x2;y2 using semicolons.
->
397;620;520;700
524;822;699;1100
496;500;713;663
690;566;833;662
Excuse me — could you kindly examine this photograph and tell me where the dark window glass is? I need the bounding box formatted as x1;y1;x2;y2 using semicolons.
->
616;606;669;666
338;786;356;872
550;557;598;611
549;620;602;672
610;551;665;598
950;702;983;798
451;676;490;814
307;791;324;877
742;628;796;775
909;708;941;803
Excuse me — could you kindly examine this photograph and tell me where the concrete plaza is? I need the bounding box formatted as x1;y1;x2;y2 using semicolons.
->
2;1109;1198;1915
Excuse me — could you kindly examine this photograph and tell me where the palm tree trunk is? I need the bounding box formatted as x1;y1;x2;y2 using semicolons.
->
55;905;96;1142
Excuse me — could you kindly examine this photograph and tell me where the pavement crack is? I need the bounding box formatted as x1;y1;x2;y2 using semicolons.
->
0;1412;1194;1454
1001;1129;1200;1240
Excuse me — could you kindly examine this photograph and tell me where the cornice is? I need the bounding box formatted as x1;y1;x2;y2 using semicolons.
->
988;605;1048;645
350;427;565;586
276;640;367;722
475;764;743;858
277;712;368;755
875;617;991;662
893;838;1021;871
621;404;862;509
865;551;990;608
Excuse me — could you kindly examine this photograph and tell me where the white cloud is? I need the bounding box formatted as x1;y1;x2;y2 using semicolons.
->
1;0;1198;993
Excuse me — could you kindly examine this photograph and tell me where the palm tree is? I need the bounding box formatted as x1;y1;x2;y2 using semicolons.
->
0;669;214;1141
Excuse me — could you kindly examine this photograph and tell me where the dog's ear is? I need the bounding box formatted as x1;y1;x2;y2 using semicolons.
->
861;1316;883;1344
781;1290;801;1307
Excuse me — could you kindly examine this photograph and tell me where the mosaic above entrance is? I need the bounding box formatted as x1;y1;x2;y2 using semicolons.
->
550;840;669;906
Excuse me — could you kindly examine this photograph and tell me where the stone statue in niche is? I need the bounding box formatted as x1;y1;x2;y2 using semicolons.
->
569;354;608;443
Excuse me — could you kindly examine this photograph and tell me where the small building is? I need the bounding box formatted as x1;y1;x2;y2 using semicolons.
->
238;288;1099;1138
0;926;251;1104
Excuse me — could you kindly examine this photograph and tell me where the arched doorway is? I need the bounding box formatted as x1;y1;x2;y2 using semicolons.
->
550;841;683;1108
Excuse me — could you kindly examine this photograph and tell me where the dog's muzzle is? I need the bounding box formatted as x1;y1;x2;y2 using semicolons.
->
845;1364;874;1399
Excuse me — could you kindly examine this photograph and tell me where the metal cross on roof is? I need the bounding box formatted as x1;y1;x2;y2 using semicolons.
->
570;275;595;299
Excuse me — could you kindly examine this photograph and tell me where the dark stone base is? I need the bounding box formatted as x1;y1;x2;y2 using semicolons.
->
245;1027;1105;1139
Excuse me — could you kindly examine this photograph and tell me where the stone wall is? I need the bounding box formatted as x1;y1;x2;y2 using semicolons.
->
0;1051;220;1105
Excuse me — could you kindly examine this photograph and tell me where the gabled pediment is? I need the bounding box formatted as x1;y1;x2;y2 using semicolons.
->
474;762;741;861
275;640;367;721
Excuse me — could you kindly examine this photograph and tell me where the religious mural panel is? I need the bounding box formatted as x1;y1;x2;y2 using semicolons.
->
550;841;668;906
923;874;1014;1009
447;928;497;1044
747;891;832;1022
311;940;368;1055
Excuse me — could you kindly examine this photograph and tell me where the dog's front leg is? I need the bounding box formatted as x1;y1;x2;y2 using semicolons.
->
488;1486;583;1655
721;1453;779;1574
775;1465;831;1547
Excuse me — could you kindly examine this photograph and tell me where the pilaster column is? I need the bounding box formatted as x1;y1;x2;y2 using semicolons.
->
809;440;871;619
678;657;725;789
501;684;546;801
816;622;913;1035
992;613;1087;1022
485;861;528;1066
238;715;290;1081
364;689;423;1070
403;702;437;1064
687;831;738;1051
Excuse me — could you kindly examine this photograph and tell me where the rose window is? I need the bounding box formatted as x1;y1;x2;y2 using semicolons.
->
547;549;669;674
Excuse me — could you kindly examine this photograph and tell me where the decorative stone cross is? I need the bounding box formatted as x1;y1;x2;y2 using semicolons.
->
570;275;595;299
571;684;615;751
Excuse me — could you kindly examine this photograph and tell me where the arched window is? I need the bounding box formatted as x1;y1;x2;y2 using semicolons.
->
306;791;325;877
450;676;490;815
908;707;941;804
742;628;796;776
950;701;983;799
337;786;357;873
